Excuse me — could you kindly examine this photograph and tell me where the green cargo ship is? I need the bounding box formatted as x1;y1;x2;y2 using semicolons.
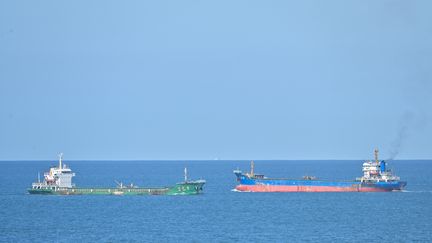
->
28;154;205;196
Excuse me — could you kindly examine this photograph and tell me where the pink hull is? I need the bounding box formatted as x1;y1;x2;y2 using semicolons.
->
235;185;389;192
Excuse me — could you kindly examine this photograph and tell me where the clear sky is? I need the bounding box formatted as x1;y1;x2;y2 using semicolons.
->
0;1;431;160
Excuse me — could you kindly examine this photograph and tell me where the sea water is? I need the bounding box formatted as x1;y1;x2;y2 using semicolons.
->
0;160;431;242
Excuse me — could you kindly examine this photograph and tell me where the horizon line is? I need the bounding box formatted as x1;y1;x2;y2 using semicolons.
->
0;158;431;162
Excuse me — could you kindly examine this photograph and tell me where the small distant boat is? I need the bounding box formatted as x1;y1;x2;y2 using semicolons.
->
233;149;407;192
28;154;205;195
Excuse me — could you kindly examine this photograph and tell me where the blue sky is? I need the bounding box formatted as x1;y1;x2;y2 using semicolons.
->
0;1;431;160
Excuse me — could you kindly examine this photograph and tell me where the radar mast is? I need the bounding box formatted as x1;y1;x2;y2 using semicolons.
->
58;153;63;169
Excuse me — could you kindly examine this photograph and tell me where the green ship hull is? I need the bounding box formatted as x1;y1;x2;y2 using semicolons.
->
29;154;205;196
28;181;205;196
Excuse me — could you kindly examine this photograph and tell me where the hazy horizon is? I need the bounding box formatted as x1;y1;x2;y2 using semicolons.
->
1;157;431;162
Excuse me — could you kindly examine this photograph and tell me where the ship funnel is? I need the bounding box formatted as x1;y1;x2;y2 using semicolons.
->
380;161;386;173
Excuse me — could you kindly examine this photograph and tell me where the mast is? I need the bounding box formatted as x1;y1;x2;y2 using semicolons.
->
184;167;188;182
59;153;63;169
374;149;379;163
250;160;254;177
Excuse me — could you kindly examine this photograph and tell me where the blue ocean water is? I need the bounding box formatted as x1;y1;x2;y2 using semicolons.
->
0;160;431;242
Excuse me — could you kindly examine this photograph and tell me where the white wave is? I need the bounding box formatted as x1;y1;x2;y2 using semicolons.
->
401;190;432;193
231;188;251;192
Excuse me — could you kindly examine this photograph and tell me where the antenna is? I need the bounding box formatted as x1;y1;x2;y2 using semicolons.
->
250;160;254;176
184;167;188;182
58;153;63;169
38;172;40;183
